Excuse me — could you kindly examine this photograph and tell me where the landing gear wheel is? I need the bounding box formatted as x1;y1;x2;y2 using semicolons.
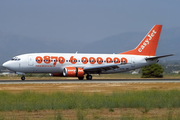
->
78;77;84;80
86;75;92;80
21;76;25;81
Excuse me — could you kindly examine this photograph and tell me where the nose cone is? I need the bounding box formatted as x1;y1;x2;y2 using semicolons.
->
2;61;10;68
2;61;17;71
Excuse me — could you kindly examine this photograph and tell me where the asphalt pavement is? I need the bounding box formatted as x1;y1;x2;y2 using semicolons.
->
0;79;180;84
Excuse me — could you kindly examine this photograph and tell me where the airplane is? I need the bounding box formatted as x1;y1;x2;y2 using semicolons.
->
2;25;173;80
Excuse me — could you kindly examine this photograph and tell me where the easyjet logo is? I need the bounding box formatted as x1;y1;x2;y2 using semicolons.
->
138;30;157;52
67;69;76;72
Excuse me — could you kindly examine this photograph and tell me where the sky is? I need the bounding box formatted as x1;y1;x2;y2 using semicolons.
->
0;0;180;42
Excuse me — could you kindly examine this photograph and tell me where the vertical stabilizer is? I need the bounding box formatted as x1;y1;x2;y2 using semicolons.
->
120;25;162;56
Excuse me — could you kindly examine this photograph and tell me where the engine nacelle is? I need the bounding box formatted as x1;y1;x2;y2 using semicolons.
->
63;67;84;77
49;73;62;77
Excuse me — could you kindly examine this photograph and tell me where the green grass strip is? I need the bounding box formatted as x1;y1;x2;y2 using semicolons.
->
0;90;180;111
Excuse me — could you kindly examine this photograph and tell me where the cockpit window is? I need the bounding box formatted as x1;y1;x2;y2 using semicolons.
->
11;57;21;61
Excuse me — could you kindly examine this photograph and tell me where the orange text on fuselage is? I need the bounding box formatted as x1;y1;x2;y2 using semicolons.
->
35;56;128;65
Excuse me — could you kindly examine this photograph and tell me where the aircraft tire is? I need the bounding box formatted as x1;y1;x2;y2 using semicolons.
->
86;75;92;80
78;77;84;80
21;76;25;81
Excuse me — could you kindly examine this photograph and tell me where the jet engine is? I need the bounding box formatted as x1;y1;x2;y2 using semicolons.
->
49;73;62;77
63;67;84;77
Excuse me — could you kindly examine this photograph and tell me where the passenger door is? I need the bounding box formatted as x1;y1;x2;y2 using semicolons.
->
28;56;34;66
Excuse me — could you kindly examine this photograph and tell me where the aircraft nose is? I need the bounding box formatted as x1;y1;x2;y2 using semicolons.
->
2;61;20;72
2;61;10;69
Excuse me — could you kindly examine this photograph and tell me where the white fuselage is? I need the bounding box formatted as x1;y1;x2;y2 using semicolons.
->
2;53;157;74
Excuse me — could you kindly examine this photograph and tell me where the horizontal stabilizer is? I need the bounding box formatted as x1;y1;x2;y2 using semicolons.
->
145;54;174;60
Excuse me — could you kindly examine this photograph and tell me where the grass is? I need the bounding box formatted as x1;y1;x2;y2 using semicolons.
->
0;81;180;119
1;109;180;120
0;84;180;119
54;111;62;120
0;90;180;111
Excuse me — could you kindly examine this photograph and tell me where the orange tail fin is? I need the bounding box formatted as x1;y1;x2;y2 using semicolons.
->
120;25;162;56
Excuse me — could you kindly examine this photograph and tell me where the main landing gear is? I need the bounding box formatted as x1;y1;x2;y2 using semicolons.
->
78;77;84;80
21;75;25;81
86;74;92;80
78;74;92;80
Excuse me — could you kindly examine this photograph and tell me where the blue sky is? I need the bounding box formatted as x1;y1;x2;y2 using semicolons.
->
0;0;180;42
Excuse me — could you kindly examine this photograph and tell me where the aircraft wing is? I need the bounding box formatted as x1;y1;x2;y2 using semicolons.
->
145;54;174;61
83;63;129;74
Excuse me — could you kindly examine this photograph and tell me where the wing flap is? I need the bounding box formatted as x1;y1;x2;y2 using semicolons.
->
83;63;131;74
83;64;120;73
